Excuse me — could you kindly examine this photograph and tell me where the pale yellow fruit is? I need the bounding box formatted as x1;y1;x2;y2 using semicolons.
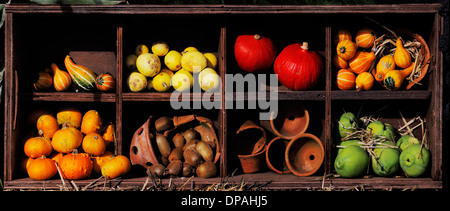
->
198;68;220;92
152;72;172;92
125;54;138;70
160;68;174;78
151;42;169;57
181;51;207;73
135;44;149;56
164;50;182;71
182;46;199;54
136;53;161;77
172;69;193;92
127;72;147;92
147;78;153;91
204;53;218;69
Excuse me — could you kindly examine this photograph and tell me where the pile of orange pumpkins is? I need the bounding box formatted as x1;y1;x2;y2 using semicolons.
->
22;108;130;181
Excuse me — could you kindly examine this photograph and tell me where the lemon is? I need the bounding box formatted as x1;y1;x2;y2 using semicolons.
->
135;44;149;56
125;54;138;70
151;41;169;57
181;51;207;73
136;53;161;77
160;68;174;78
182;46;199;54
172;69;193;92
198;68;220;92
152;72;172;92
204;53;218;69
164;50;182;71
127;72;147;92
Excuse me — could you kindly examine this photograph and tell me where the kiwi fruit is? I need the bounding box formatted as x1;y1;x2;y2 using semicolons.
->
155;116;173;132
166;160;182;176
196;162;217;178
183;148;202;167
182;139;199;151
195;141;214;162
182;162;195;177
156;134;171;157
172;133;186;148
148;164;165;178
183;128;200;142
168;147;183;162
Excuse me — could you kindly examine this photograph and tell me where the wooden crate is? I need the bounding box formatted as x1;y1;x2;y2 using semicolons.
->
3;4;444;190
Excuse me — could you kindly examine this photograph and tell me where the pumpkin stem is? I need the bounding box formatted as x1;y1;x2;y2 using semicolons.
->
253;34;261;40
301;42;309;50
72;149;79;155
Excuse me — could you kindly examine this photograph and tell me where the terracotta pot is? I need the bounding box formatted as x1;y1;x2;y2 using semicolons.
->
285;133;324;177
129;116;160;168
266;137;291;174
238;146;266;174
269;103;309;140
233;120;267;155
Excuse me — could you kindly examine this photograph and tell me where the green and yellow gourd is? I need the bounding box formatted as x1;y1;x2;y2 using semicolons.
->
64;55;97;91
383;62;415;91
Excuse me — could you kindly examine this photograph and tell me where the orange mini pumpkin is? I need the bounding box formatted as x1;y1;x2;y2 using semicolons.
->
36;114;59;139
101;155;131;179
336;40;357;60
82;132;106;156
333;54;348;69
95;73;116;92
51;126;83;153
57;107;83;128
58;150;93;180
355;72;374;91
24;137;53;159
337;29;352;43
349;51;376;74
33;71;53;91
102;123;115;146
355;28;376;49
27;155;57;180
81;110;103;134
92;151;114;174
337;69;356;90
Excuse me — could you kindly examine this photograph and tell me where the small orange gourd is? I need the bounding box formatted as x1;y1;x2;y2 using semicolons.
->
51;126;83;153
349;51;376;74
394;37;412;69
81;110;103;134
24;137;53;159
383;70;405;91
92;151;114;174
82;132;106;156
336;69;356;90
355;28;376;48
355;72;374;91
27;155;57;180
33;71;53;91
336;40;357;60
102;123;115;146
333;54;348;69
56;107;83;128
58;150;93;180
337;29;352;43
51;63;72;92
36;114;59;139
375;55;396;82
101;155;131;179
95;73;116;92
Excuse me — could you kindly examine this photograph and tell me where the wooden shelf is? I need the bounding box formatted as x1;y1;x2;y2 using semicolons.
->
23;92;116;102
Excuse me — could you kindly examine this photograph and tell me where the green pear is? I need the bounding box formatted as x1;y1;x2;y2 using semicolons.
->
382;123;396;142
334;145;369;178
336;139;361;155
371;141;400;177
366;121;385;137
338;112;357;138
399;144;430;177
396;135;420;151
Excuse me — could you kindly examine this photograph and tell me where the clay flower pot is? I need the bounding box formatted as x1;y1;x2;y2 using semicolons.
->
238;146;267;174
233;120;267;155
269;103;309;140
130;116;160;168
285;133;324;177
266;137;291;174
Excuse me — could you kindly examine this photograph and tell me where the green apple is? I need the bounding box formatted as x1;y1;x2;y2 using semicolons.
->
371;141;400;177
396;135;420;151
399;144;430;177
334;145;369;178
338;112;357;138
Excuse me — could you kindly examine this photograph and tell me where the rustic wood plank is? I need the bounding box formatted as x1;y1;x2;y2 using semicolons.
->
24;92;116;102
331;90;432;100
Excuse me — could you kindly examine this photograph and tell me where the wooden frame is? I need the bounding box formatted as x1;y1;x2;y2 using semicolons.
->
3;4;443;190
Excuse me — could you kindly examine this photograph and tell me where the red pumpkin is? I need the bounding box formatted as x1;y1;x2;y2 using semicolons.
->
95;73;116;92
234;34;276;73
274;42;324;90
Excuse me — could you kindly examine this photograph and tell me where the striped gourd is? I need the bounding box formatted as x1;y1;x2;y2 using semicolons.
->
349;51;376;74
95;73;116;92
64;55;97;91
51;63;72;92
33;71;53;91
336;69;355;90
355;28;376;49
